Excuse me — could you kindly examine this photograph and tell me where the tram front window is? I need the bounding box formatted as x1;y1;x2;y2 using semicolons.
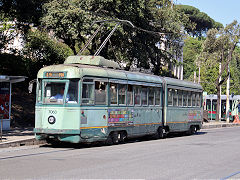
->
43;82;66;104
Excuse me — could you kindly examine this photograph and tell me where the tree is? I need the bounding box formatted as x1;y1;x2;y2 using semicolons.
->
182;36;203;80
0;14;14;50
0;0;48;26
24;29;74;76
199;21;240;121
229;47;240;95
41;0;189;75
176;5;223;37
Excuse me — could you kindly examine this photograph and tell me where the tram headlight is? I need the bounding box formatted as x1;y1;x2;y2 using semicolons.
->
48;116;56;124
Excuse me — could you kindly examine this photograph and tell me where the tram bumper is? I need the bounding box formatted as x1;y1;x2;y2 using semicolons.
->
34;128;81;143
34;128;107;143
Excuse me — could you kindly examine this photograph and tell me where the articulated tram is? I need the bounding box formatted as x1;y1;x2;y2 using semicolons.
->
34;56;203;144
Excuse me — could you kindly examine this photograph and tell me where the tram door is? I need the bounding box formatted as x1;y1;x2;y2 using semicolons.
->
206;99;217;120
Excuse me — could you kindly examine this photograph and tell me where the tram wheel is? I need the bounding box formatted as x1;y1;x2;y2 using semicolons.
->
188;126;197;135
105;132;119;145
46;138;58;146
158;127;165;139
119;131;127;143
153;127;164;139
112;132;119;145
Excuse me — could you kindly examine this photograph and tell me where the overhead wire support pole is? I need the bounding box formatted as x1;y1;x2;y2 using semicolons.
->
94;22;120;56
78;19;135;56
77;23;104;56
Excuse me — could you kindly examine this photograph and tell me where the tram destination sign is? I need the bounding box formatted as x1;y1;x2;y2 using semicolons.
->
44;72;67;78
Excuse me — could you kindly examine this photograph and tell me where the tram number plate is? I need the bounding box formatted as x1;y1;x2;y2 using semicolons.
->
49;110;57;114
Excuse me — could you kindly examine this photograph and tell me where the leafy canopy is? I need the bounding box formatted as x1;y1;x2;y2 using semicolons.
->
41;0;188;75
176;5;223;37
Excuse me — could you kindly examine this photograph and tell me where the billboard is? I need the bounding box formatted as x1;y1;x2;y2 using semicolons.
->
0;82;10;120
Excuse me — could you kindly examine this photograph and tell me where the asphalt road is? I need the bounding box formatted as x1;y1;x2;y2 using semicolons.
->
1;127;240;180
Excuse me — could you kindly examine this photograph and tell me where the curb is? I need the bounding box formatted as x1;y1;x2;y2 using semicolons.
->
0;138;46;148
202;123;240;129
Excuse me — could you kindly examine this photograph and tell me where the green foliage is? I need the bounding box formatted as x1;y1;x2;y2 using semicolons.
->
183;36;203;80
199;21;240;121
0;0;48;25
41;0;186;75
230;47;240;95
0;14;15;50
24;29;74;67
176;5;223;37
0;53;27;76
199;52;219;94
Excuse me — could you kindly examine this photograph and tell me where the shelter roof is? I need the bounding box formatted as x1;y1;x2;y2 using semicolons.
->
0;75;27;83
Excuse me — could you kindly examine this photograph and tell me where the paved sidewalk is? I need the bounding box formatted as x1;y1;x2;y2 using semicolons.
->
0;128;45;148
202;121;240;129
1;122;240;148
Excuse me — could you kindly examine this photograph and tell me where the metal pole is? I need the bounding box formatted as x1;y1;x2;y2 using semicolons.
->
226;65;230;123
1;119;2;142
219;63;221;121
211;99;213;121
194;71;196;83
94;23;120;56
198;66;200;84
77;24;104;56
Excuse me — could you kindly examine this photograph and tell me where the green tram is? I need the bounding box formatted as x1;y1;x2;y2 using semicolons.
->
34;55;203;144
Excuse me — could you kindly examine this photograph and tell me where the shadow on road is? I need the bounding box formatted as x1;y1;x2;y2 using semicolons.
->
39;131;208;149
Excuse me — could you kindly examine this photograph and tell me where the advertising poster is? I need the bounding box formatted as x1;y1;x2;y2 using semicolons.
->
0;82;10;120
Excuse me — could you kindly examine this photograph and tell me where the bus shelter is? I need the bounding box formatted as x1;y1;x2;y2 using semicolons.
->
0;75;26;130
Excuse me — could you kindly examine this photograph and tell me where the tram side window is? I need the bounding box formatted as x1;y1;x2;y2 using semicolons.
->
149;87;154;106
168;88;173;106
199;93;203;107
134;86;141;105
155;88;161;106
37;79;42;103
67;80;79;103
110;83;117;105
142;86;148;106
173;89;178;106
118;84;126;105
95;81;107;105
178;90;183;107
82;79;94;104
187;91;192;107
196;93;200;107
192;93;196;107
127;85;133;106
183;91;187;107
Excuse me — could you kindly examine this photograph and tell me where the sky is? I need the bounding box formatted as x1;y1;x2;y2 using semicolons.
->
176;0;240;26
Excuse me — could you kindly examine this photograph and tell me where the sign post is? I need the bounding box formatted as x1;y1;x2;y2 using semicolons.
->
0;119;2;142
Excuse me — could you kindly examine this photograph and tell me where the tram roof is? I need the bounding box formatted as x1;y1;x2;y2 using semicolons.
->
204;94;240;100
164;77;203;90
37;56;203;88
37;63;163;84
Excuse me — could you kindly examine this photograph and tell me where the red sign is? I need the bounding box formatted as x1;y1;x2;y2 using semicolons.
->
0;82;10;119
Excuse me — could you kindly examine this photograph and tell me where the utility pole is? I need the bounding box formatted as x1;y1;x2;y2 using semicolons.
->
194;71;196;83
219;63;221;121
198;66;200;84
226;64;230;123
